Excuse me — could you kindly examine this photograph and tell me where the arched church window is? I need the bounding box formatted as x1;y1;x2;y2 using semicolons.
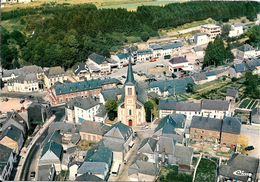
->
129;109;132;115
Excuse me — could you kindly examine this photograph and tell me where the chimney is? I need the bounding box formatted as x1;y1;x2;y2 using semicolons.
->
162;148;166;163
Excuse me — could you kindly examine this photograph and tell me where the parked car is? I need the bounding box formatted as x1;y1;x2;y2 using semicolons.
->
20;99;25;104
122;75;126;79
245;146;254;151
28;95;34;99
30;171;36;178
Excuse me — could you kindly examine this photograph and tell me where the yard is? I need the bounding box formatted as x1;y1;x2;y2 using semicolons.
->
77;140;97;151
157;165;192;182
195;158;217;182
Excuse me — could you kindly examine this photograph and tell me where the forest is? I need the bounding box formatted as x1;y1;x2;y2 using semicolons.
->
1;1;260;70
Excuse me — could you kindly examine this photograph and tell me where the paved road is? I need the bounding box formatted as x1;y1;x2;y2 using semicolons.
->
20;129;48;181
0;91;47;103
51;105;66;122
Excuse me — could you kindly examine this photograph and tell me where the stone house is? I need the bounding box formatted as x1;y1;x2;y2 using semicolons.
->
44;66;67;88
137;137;158;163
72;62;91;81
79;120;110;142
251;107;260;124
225;89;238;103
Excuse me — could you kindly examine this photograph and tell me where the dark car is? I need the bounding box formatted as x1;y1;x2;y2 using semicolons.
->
30;171;36;178
20;99;25;104
122;75;126;78
245;146;254;151
28;95;34;99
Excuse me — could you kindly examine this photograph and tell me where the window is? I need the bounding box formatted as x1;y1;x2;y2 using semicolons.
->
128;88;132;95
201;130;204;133
93;136;96;141
129;109;132;116
88;135;91;140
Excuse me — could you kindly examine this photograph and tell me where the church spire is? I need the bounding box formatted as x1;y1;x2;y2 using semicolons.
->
125;55;135;85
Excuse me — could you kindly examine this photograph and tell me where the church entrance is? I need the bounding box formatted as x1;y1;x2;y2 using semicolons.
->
128;119;132;126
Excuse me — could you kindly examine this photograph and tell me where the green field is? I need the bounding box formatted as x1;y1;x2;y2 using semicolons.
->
195;158;217;182
239;99;259;109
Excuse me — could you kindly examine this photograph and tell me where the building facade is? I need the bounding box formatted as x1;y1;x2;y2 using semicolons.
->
201;24;221;41
44;66;67;88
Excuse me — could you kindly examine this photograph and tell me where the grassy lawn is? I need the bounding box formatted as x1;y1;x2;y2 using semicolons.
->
195;158;217;182
77;140;97;151
55;170;69;181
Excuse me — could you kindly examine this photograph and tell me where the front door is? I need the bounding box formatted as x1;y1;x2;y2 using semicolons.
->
128;119;132;126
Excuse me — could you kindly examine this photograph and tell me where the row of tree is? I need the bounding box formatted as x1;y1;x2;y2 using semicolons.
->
1;1;259;69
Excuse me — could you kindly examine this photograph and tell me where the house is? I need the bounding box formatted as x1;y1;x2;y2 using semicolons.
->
229;59;260;78
156;137;176;164
1;68;23;82
94;105;107;123
251;107;260;124
153;115;184;143
65;96;100;123
0;144;14;181
75;172;103;181
8;73;39;92
149;76;195;97
68;161;82;180
79;120;110;142
225;89;238;103
195;58;204;66
194;33;209;45
168;56;193;74
103;121;133;152
137;49;153;62
39;141;63;173
161;43;182;56
200;24;221;41
44;66;67;88
193;46;204;57
117;58;147;126
111;52;133;68
48;77;120;105
0;125;24;154
190;116;241;147
229;24;243;37
138;137;158;163
77;145;113;180
48;122;80;136
2;112;28;136
87;53;111;75
236;44;260;59
150;44;163;58
37;164;56;181
173;145;193;174
218;153;259;182
99;87;124;105
128;153;159;181
72;62;91;81
158;99;177;118
125;46;137;63
43;130;62;144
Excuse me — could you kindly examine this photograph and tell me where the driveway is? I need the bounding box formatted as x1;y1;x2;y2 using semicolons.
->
241;124;260;159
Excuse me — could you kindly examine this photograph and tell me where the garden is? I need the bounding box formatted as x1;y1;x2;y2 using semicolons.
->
157;165;192;182
238;99;259;109
194;158;217;182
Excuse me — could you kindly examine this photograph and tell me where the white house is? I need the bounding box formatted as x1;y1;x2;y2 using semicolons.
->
229;24;243;37
237;44;260;59
87;53;111;75
194;33;210;45
137;49;153;62
168;56;193;73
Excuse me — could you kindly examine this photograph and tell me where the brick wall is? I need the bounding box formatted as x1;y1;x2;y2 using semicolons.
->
190;127;220;142
220;132;239;147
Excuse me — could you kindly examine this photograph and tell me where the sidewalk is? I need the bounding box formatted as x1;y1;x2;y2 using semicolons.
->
14;115;56;181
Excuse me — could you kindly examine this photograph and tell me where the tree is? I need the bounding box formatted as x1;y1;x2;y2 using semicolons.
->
221;24;231;39
102;49;111;58
140;32;150;42
246;25;260;48
245;71;259;98
105;99;118;121
172;73;177;78
186;83;193;93
144;101;154;122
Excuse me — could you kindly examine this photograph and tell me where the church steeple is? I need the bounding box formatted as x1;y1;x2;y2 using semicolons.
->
125;56;135;85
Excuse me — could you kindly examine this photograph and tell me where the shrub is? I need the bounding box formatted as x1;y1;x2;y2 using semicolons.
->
231;77;237;82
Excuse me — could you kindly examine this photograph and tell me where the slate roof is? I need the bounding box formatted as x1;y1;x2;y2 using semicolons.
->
70;133;81;144
72;62;90;76
193;46;203;52
2;112;27;135
147;92;160;99
138;137;158;153
75;172;103;181
204;70;216;77
8;73;38;84
100;88;124;102
95;105;107;118
2;68;23;78
125;57;136;85
158;99;177;110
84;145;112;166
45;66;66;78
154;115;177;135
174;145;193;166
54;78;120;95
219;153;259;182
129;153;159;176
137;49;153;55
66;96;99;111
237;44;255;52
192;73;207;81
201;100;229;111
0;144;12;164
221;117;241;134
89;53;107;65
117;52;130;60
169;56;188;64
97;137;124;152
233;62;249;73
245;59;260;71
150;44;162;50
79;120;110;135
104;121;133;141
149;76;195;94
40;141;63;160
225;89;238;98
190;116;222;132
162;42;183;50
176;102;201;111
251;107;260;117
0;124;23;142
48;122;80;134
44;130;62;144
77;162;107;175
22;65;43;74
157;137;176;154
37;164;55;181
